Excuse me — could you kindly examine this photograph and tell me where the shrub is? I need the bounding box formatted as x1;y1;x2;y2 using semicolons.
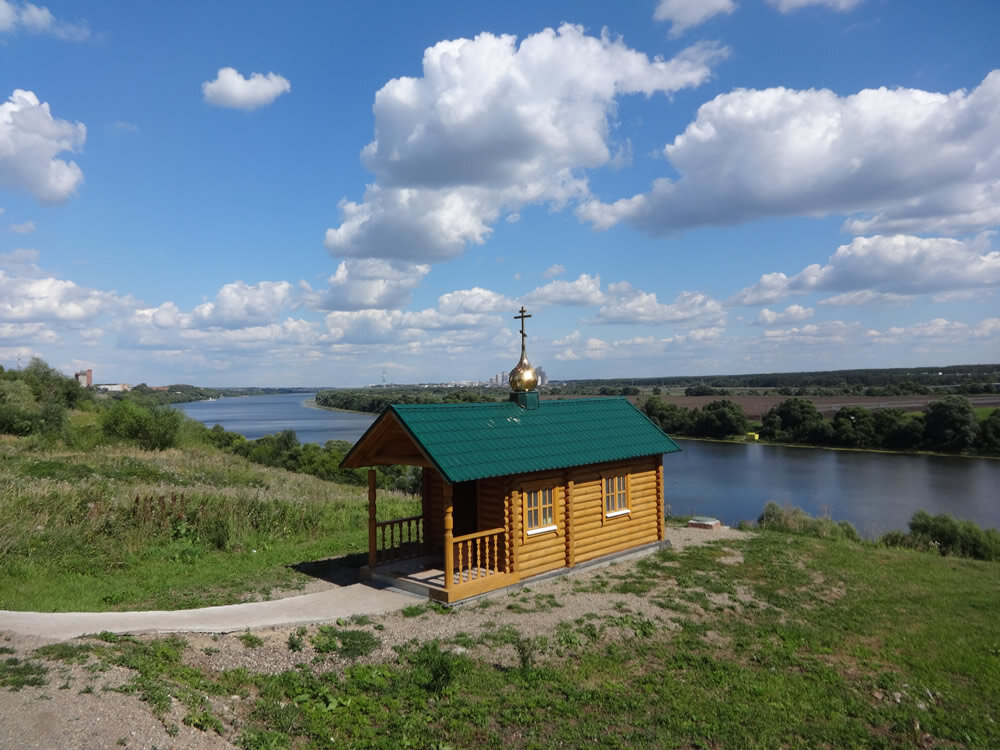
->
880;512;1000;561
908;510;1000;561
756;501;861;541
101;401;182;450
0;404;41;436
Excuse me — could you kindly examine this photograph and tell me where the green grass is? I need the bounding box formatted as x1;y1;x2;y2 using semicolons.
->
14;530;999;747
220;532;999;747
0;442;419;611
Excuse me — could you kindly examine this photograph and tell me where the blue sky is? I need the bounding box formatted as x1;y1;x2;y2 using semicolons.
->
1;0;998;387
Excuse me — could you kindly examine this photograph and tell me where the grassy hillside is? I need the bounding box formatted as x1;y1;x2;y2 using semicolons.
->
0;439;418;612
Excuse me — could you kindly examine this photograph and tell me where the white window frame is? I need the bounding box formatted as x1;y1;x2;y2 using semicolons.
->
521;483;558;539
601;472;631;522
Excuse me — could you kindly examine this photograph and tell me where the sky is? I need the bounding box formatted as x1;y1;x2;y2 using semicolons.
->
1;0;999;387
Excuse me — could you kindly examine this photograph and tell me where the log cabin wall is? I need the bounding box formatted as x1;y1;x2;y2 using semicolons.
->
477;476;509;570
570;456;661;564
511;470;570;580
422;467;446;554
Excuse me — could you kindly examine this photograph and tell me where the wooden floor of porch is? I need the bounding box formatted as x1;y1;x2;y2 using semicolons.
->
361;555;517;603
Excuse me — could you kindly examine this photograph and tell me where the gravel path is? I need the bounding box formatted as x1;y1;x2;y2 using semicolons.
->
0;525;752;749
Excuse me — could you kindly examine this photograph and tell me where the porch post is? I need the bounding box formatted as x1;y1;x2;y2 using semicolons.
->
443;482;454;592
368;469;377;567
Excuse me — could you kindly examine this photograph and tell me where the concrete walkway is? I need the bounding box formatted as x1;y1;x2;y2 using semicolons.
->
0;582;421;640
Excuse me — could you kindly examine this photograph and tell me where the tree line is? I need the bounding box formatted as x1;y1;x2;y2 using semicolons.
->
314;387;497;413
559;363;999;396
642;394;1000;456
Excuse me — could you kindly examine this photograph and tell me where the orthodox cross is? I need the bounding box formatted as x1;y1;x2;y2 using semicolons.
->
514;306;531;345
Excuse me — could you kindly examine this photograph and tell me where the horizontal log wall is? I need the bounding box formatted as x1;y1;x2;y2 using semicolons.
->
570;456;661;564
516;471;567;580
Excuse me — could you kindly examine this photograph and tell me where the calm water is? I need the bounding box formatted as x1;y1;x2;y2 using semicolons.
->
666;440;1000;536
178;394;999;535
178;393;375;445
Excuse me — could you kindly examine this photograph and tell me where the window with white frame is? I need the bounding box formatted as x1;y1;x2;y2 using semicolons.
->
603;474;629;517
524;486;555;534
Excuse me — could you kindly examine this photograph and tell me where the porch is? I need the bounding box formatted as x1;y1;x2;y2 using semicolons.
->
363;470;516;603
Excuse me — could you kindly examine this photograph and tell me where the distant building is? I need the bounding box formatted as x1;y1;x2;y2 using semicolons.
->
74;369;93;388
536;366;548;386
96;383;131;393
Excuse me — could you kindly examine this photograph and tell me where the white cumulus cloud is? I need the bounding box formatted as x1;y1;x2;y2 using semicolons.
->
0;270;115;322
190;280;295;327
654;0;736;38
0;89;86;203
0;1;89;40
202;67;291;111
579;71;1000;237
731;234;1000;306
756;305;814;325
305;259;430;312
523;274;604;308
326;24;727;263
598;284;724;327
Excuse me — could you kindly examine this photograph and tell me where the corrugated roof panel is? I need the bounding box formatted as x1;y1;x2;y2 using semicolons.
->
386;397;680;483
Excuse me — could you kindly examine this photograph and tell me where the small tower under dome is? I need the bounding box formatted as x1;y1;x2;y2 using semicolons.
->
508;306;539;409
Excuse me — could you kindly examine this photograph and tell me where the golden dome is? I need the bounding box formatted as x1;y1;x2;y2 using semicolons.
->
509;352;538;392
509;306;538;392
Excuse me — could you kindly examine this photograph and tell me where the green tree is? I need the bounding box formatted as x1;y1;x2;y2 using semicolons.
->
831;406;876;448
871;408;923;451
977;409;1000;456
923;395;978;453
760;398;826;443
691;400;749;438
641;396;692;434
684;383;716;396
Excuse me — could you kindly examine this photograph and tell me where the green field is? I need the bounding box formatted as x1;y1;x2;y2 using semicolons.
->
0;440;418;612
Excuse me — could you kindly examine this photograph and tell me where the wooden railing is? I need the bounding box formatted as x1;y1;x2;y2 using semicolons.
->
374;515;423;565
451;527;507;590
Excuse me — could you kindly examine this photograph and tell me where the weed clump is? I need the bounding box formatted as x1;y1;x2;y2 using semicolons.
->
756;501;861;541
238;630;264;649
0;657;48;690
310;626;379;659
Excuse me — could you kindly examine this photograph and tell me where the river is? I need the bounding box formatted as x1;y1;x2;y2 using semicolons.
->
178;393;1000;536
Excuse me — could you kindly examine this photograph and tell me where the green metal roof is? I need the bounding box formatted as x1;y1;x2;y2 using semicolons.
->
348;396;680;484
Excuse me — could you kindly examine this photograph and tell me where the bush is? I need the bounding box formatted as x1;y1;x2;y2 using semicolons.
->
100;401;182;450
0;404;41;436
756;501;861;541
908;510;1000;561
